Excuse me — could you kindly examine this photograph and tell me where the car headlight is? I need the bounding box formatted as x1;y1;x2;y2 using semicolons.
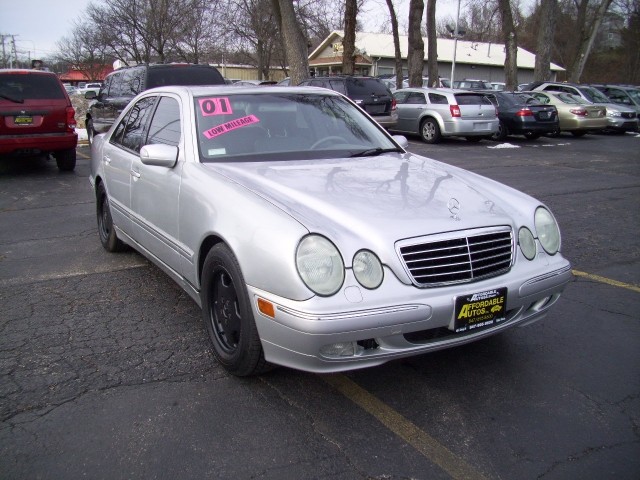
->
296;235;344;296
534;207;560;255
607;110;622;117
353;250;384;289
518;227;537;260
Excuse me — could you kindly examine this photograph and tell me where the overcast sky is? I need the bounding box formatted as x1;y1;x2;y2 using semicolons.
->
0;0;464;61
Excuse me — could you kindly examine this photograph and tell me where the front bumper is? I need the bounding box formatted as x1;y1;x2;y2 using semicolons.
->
250;253;572;373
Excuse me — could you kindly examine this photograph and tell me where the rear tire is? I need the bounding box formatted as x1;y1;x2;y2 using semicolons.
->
96;183;126;252
420;118;442;144
201;244;270;376
492;121;508;141
55;148;76;171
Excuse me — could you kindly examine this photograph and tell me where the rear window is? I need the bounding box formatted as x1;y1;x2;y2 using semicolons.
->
147;66;224;89
0;73;65;101
454;93;492;105
346;78;390;97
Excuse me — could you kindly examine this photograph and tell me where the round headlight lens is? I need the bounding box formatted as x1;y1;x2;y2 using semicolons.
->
518;227;537;260
296;235;344;296
535;207;560;254
353;250;384;289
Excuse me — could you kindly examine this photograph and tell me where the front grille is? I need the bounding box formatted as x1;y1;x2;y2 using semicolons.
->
621;112;636;119
398;227;513;287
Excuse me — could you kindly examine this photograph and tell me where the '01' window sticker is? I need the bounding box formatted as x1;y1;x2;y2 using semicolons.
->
199;97;261;140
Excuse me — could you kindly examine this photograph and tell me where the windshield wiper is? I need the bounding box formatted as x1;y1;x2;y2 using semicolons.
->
350;147;402;158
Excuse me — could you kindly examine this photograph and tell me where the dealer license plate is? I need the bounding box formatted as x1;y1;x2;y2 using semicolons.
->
453;287;507;333
14;115;33;125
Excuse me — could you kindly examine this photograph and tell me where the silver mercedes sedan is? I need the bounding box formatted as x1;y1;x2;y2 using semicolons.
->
89;85;572;376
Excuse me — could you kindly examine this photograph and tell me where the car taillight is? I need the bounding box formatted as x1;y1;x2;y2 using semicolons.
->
516;108;533;117
569;108;588;116
66;106;77;131
450;105;461;117
391;98;397;111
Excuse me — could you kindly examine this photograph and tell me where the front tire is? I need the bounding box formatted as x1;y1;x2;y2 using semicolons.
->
55;148;76;171
96;183;125;252
420;118;442;144
86;118;96;146
201;244;269;376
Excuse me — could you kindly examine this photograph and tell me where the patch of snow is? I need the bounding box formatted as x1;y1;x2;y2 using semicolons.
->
76;128;88;142
487;143;520;149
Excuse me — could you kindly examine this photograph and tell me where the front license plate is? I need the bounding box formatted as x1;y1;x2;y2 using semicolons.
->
454;287;507;333
14;115;33;125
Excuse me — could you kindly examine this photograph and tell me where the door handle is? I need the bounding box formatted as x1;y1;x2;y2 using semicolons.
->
130;169;141;179
104;156;111;164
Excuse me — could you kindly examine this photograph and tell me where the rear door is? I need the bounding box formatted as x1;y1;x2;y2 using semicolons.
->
394;91;426;132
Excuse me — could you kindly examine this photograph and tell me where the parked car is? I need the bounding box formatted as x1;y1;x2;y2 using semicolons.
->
481;91;559;140
77;82;102;96
63;84;79;95
90;84;571;375
402;77;451;88
232;80;277;86
453;79;493;90
85;63;225;144
490;82;506;91
529;82;638;133
524;91;608;136
0;69;78;171
391;87;499;143
592;84;640;115
298;76;397;129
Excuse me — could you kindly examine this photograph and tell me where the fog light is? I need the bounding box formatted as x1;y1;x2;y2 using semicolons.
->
320;342;363;357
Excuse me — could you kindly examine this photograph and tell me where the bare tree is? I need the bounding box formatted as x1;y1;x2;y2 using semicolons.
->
407;0;425;87
272;0;309;84
385;0;404;88
568;0;614;81
497;0;518;89
426;0;438;86
343;0;359;74
534;0;557;81
56;20;114;81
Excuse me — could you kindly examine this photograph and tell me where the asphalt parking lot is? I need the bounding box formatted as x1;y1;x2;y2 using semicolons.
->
1;132;639;479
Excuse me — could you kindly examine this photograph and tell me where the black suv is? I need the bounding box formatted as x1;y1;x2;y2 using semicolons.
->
298;76;398;128
85;63;225;143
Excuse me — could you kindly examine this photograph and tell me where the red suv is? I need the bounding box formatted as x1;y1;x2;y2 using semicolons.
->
0;69;78;171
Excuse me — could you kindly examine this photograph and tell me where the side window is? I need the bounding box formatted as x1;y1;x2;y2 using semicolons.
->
106;72;123;97
406;92;426;104
147;97;181;147
121;68;142;97
428;93;448;105
111;96;157;152
328;80;347;94
394;91;410;104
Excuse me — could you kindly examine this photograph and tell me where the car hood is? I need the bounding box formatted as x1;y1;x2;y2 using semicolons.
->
206;153;537;257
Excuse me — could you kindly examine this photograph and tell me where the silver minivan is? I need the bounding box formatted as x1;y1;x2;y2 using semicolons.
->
391;88;498;143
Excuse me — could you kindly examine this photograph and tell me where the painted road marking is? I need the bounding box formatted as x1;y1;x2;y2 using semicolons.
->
572;270;640;293
323;374;489;480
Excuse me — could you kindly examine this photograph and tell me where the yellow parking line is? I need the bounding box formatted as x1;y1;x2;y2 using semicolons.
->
77;149;90;159
323;374;489;480
572;270;640;293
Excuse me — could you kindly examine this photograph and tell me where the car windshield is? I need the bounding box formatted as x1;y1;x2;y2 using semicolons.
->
579;87;611;103
195;92;399;163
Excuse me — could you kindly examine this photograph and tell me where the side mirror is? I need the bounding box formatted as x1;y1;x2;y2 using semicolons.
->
140;144;178;168
85;91;97;100
392;135;409;149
